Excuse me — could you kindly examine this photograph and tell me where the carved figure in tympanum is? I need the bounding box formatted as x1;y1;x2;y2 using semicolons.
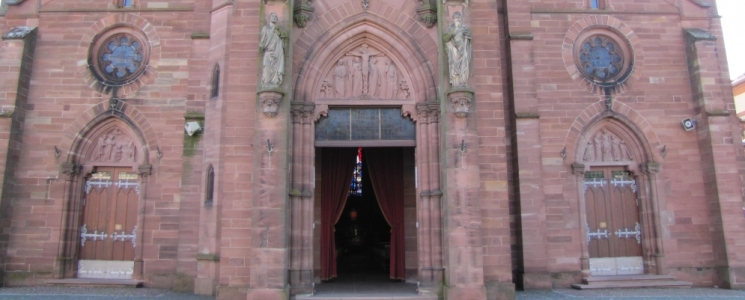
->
384;61;398;99
92;129;137;163
583;129;632;163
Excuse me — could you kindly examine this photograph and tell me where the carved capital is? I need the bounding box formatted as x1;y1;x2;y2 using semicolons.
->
138;164;152;176
416;2;437;28
302;104;315;124
641;162;660;175
447;87;474;118
416;103;430;123
293;1;315;28
572;163;585;176
258;89;284;118
61;163;81;176
428;103;441;123
291;102;305;123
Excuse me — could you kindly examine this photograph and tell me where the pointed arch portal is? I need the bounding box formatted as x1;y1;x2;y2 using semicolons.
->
288;15;443;294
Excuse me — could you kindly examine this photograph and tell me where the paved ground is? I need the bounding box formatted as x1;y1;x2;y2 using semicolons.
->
517;288;745;299
2;286;745;299
0;286;215;299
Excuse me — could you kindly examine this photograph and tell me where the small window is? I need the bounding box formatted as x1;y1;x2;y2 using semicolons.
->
211;64;220;98
589;0;603;9
205;165;215;205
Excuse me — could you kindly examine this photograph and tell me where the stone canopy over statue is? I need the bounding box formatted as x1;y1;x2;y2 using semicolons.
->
318;43;410;100
259;13;288;89
443;11;471;87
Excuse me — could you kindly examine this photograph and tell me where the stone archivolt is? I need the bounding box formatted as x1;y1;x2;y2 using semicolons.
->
318;43;412;100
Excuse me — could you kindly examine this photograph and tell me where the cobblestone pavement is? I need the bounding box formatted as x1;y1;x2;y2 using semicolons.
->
0;286;215;299
518;288;745;299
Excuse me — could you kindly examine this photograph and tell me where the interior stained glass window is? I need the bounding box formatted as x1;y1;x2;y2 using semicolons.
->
315;108;415;141
349;147;363;196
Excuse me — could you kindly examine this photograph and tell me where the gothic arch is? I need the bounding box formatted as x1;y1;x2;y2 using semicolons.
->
293;14;438;103
564;100;663;165
570;103;667;278
54;101;155;280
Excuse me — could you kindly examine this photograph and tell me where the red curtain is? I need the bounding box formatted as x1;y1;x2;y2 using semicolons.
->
365;147;405;280
320;147;358;280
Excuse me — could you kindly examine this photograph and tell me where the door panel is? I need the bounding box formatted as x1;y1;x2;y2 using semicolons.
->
79;167;139;279
585;168;642;276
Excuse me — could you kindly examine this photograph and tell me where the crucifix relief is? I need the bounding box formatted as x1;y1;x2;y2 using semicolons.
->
319;44;408;100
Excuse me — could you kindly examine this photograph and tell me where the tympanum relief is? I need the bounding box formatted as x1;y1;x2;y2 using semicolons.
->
582;129;632;163
319;44;411;100
89;128;138;163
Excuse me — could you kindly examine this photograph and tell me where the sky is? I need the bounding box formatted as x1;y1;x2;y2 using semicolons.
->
718;0;745;80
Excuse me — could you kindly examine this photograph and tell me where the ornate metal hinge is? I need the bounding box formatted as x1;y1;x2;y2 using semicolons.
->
112;225;137;248
586;223;609;243
611;177;637;193
583;177;605;192
115;180;140;195
615;222;641;244
80;224;108;247
85;179;112;194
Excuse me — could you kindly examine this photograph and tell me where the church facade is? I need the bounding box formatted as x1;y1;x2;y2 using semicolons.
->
0;0;743;299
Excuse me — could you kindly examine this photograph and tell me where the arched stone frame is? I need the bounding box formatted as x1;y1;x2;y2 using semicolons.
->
566;101;667;278
54;100;157;280
562;15;644;96
289;12;442;294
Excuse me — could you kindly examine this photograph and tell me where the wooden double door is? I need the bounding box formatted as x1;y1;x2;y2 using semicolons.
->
584;167;643;276
78;167;139;279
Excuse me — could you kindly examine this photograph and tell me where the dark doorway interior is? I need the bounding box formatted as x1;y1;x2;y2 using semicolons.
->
334;157;391;279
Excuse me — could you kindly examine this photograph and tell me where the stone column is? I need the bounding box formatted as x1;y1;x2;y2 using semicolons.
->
288;102;314;295
639;162;665;275
684;28;745;289
572;163;590;277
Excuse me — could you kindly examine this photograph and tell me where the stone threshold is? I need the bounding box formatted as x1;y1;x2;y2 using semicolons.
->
45;278;143;288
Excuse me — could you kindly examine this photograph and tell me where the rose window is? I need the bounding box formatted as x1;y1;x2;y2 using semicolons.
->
90;28;150;86
101;35;143;80
578;36;623;81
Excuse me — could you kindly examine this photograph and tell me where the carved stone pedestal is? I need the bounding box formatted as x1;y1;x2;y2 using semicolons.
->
258;88;284;117
446;87;474;118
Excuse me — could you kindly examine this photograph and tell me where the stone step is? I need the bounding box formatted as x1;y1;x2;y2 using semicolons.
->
572;279;692;290
295;294;437;300
583;274;677;283
45;278;143;288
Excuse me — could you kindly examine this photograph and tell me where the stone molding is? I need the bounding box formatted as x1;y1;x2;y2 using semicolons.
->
684;28;717;42
258;89;284;118
509;32;533;40
196;253;220;262
515;112;540;119
706;110;731;117
447;87;474;118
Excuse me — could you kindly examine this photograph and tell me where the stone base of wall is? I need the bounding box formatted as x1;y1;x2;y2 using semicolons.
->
668;267;718;287
519;271;582;289
2;271;53;286
485;281;515;300
246;288;289;300
145;273;194;291
445;285;487;300
216;285;248;300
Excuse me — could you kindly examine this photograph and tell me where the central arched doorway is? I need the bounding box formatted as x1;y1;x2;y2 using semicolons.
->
288;14;442;296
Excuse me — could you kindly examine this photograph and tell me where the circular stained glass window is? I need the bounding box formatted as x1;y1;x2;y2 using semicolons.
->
578;35;623;81
573;31;633;87
90;28;150;86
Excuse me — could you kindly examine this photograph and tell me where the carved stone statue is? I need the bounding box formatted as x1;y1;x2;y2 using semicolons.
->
384;61;397;99
347;44;381;95
259;13;287;88
601;130;613;162
92;130;137;163
443;12;471;87
351;57;363;97
369;57;381;97
334;60;347;98
583;141;595;162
